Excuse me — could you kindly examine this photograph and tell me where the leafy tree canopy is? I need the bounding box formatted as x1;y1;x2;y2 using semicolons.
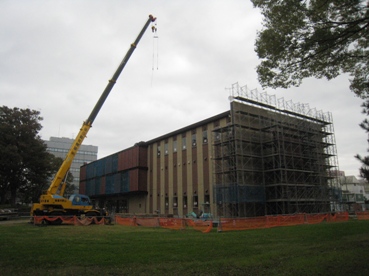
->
355;100;369;180
0;106;57;205
251;0;369;98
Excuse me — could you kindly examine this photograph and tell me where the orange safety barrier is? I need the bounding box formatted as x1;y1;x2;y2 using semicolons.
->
60;216;76;225
356;211;369;220
115;216;137;226
219;216;267;232
305;213;328;224
112;212;351;233
159;218;185;230
33;216;107;226
185;219;213;233
219;214;306;232
327;212;349;222
33;216;74;225
33;216;47;225
277;214;305;227
185;219;195;227
74;217;106;226
114;216;212;232
33;216;42;225
265;216;280;228
135;217;160;227
217;212;346;232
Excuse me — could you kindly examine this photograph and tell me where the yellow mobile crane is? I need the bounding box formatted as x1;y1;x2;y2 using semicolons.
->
31;15;157;223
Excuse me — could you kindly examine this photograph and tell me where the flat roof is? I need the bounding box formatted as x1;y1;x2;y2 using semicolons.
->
144;111;229;145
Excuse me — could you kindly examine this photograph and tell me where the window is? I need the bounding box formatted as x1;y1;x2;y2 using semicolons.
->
173;197;178;207
157;145;161;156
192;131;196;147
202;129;208;144
204;194;210;204
173;139;177;152
164;142;168;155
182;136;186;150
165;196;169;209
183;196;187;208
193;195;198;207
193;195;199;207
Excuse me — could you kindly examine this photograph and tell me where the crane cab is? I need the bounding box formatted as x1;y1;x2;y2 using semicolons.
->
69;194;92;206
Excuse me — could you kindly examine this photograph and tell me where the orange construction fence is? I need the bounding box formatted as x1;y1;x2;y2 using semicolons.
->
218;216;267;232
356;211;369;220
114;216;136;226
304;213;328;224
136;217;160;227
33;216;108;226
34;212;349;232
327;212;349;222
114;216;212;233
277;213;305;226
184;219;213;233
160;218;186;230
218;212;349;232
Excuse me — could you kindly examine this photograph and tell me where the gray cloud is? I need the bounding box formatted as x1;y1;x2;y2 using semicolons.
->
0;0;365;177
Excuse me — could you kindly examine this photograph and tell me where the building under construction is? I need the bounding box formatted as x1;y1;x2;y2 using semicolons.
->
213;83;341;217
80;83;342;218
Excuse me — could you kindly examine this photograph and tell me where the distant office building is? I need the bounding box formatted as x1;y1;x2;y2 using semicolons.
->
340;175;367;212
80;83;342;217
45;136;98;192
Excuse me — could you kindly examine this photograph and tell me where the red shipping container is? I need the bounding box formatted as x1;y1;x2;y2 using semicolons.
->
79;181;86;194
128;169;148;192
138;169;148;191
139;147;148;167
118;146;148;171
80;165;87;181
118;148;136;171
129;169;139;191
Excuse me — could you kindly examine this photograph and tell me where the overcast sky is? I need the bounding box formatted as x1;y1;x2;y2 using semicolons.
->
1;0;366;177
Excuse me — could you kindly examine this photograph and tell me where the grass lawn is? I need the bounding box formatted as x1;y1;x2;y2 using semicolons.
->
1;219;369;275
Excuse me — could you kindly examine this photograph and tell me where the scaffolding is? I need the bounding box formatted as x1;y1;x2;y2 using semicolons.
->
213;83;341;217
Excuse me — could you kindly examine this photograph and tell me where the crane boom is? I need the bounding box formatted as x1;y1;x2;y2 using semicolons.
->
46;14;156;196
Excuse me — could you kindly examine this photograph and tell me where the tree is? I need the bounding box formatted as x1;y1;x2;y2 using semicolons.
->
17;154;63;204
0;106;56;205
251;0;369;98
17;155;75;204
251;0;369;180
355;100;369;180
